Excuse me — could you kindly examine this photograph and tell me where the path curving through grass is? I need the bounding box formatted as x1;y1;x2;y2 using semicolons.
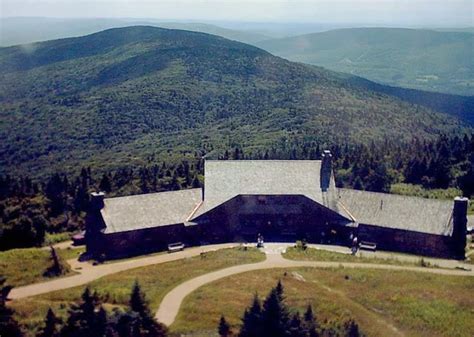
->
155;250;474;327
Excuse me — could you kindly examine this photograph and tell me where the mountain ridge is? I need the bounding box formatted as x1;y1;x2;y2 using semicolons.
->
257;27;474;95
0;26;470;177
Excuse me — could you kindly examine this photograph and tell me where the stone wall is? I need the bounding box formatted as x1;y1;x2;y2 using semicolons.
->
357;223;456;258
90;224;186;259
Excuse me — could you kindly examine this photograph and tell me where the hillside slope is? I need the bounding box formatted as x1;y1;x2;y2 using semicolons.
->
0;26;469;177
257;28;474;95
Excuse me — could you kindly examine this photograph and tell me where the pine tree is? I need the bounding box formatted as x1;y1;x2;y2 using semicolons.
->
353;176;364;190
128;281;168;337
192;176;201;188
343;319;361;337
239;294;262;337
275;280;284;302
218;315;231;337
0;276;23;337
37;308;60;337
129;281;148;314
303;305;319;337
60;287;105;337
43;246;67;277
99;174;112;193
96;307;108;337
288;312;305;337
261;282;290;337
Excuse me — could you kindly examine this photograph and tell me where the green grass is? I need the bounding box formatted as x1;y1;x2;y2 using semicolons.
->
44;232;73;245
283;246;425;267
173;267;474;337
57;246;85;261
0;246;84;287
11;247;265;336
390;183;463;200
0;248;53;287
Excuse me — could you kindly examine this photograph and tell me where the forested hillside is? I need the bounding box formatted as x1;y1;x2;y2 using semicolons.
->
257;28;474;95
0;26;469;178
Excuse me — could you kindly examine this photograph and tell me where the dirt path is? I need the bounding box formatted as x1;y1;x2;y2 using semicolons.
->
9;243;474;302
9;243;237;299
155;252;474;327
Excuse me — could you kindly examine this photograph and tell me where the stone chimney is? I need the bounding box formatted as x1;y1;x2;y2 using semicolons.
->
85;192;106;257
320;150;332;192
452;196;468;259
90;191;105;211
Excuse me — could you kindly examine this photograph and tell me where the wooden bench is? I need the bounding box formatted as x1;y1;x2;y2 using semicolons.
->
359;241;377;251
167;242;185;253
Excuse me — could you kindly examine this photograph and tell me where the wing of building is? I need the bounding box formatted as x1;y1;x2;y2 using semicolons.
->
86;152;468;259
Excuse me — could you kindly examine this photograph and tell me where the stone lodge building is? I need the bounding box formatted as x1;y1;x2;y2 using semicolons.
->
86;152;468;259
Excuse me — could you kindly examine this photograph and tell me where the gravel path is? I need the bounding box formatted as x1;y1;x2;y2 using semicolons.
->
9;243;237;299
155;251;474;327
9;241;473;311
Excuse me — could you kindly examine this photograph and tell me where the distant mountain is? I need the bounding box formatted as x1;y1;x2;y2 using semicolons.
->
433;27;474;34
0;17;270;46
257;28;474;95
0;26;470;177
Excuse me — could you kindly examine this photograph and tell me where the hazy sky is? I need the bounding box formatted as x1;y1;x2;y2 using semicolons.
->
1;0;473;26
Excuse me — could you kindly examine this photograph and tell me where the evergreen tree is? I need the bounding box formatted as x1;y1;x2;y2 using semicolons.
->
288;312;305;337
43;246;66;277
261;283;290;337
128;281;168;337
303;305;319;337
343;319;361;337
275;280;284;302
218;315;231;337
99;175;112;193
129;281;148;314
60;287;105;337
192;176;201;188
239;294;262;337
352;177;364;190
458;163;474;197
96;307;108;337
37;308;60;337
0;276;23;337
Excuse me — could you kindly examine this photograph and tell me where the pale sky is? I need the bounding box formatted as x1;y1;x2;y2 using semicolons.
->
1;0;473;26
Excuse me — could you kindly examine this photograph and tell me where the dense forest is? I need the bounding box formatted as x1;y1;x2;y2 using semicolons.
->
1;134;472;251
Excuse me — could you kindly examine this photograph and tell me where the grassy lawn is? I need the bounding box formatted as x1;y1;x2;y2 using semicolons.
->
173;267;474;337
11;247;265;337
466;235;474;264
283;246;428;267
0;246;85;287
44;232;73;245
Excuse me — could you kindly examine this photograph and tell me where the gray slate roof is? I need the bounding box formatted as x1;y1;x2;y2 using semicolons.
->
101;189;201;234
337;188;453;236
192;160;325;218
97;161;459;237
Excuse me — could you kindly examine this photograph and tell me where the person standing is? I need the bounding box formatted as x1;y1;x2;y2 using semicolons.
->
351;236;358;255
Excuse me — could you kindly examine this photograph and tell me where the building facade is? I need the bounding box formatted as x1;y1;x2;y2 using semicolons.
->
86;152;468;259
